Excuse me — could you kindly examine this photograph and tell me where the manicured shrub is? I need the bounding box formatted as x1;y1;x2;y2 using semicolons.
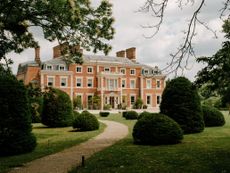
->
0;69;36;156
133;97;143;109
122;111;128;118
160;77;204;134
202;105;225;127
99;112;110;117
73;110;99;131
138;111;151;120
41;88;73;127
125;111;138;120
133;113;183;145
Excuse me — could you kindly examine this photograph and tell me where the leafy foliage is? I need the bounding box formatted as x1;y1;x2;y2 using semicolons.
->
0;0;114;66
99;112;110;117
125;111;138;120
202;105;225;127
133;97;143;109
133;113;183;145
160;77;204;134
73;110;99;131
41;88;73;127
137;111;151;120
0;68;36;155
73;96;82;110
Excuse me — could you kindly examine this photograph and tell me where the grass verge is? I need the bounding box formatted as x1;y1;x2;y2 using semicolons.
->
0;122;105;173
70;112;230;173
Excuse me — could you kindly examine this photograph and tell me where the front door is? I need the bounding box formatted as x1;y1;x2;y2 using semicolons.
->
109;96;115;109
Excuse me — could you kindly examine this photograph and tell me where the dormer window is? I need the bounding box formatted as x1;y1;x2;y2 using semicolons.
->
59;65;65;71
144;70;149;74
104;67;110;72
46;65;53;70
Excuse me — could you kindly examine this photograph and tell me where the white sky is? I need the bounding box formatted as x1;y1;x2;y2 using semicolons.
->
9;0;226;81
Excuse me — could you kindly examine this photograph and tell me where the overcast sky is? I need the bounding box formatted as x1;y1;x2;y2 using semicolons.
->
9;0;226;81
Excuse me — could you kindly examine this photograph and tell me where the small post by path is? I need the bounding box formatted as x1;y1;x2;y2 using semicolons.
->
81;155;85;167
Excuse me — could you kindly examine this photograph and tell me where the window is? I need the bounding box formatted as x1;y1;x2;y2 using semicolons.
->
76;78;82;87
76;66;82;73
144;70;149;74
122;79;126;88
147;95;151;105
46;65;52;70
130;69;136;75
60;77;67;87
157;95;161;105
47;77;54;87
106;79;118;90
120;68;126;74
146;79;151;89
156;80;161;88
59;65;65;71
87;66;93;73
130;79;135;89
104;67;110;72
87;78;93;88
130;95;135;105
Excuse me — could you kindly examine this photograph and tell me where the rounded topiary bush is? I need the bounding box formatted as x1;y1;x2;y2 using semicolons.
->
41;88;73;127
99;112;110;117
138;111;151;120
125;111;138;120
133;113;183;145
122;111;128;118
73;110;99;131
202;105;225;127
160;77;204;134
0;69;36;156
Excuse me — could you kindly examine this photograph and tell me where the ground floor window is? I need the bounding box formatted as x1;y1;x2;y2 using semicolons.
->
147;95;151;105
130;95;135;105
157;95;161;105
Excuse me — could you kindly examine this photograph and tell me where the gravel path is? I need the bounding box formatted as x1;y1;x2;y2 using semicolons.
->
9;120;128;173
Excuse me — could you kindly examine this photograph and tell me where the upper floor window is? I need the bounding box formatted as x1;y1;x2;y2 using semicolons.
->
59;65;65;71
120;68;126;74
156;80;161;88
106;79;118;90
76;66;82;73
130;79;135;89
104;67;110;72
60;77;67;87
122;79;126;88
76;78;82;87
130;69;136;75
146;79;151;89
87;78;93;88
47;77;54;87
46;65;53;70
87;66;93;73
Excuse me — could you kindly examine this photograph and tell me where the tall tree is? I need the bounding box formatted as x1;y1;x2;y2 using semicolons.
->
140;0;229;72
0;0;114;67
195;20;230;96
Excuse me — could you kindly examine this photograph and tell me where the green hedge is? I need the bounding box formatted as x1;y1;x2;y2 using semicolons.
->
125;111;138;120
138;111;151;120
99;112;110;117
133;113;183;145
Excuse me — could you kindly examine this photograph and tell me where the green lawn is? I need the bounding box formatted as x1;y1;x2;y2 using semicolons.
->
0;122;105;173
71;112;230;173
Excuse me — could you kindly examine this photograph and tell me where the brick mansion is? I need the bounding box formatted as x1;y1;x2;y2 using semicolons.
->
17;45;166;110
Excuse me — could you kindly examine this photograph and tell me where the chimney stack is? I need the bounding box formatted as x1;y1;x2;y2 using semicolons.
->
35;47;41;64
126;47;136;62
116;50;126;58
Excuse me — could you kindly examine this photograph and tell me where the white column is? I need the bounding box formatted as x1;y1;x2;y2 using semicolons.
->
70;74;73;100
101;76;104;110
140;77;144;100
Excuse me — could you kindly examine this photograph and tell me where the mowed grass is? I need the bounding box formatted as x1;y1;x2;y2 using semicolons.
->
0;122;105;173
71;112;230;173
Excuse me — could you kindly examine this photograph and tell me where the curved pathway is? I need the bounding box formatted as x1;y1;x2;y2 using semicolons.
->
9;120;128;173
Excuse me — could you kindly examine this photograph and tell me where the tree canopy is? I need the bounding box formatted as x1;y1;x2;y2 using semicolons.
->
0;0;114;66
195;20;230;96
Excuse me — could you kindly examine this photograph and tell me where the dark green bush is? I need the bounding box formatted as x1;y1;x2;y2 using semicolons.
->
125;111;138;120
122;111;128;118
202;105;225;127
73;110;99;131
160;77;204;134
41;88;73;127
99;112;110;117
133;113;183;145
0;69;36;156
138;111;151;120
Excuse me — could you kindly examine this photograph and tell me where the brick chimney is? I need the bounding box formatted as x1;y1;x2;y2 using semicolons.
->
126;47;136;62
53;43;83;59
116;50;126;57
35;47;41;64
